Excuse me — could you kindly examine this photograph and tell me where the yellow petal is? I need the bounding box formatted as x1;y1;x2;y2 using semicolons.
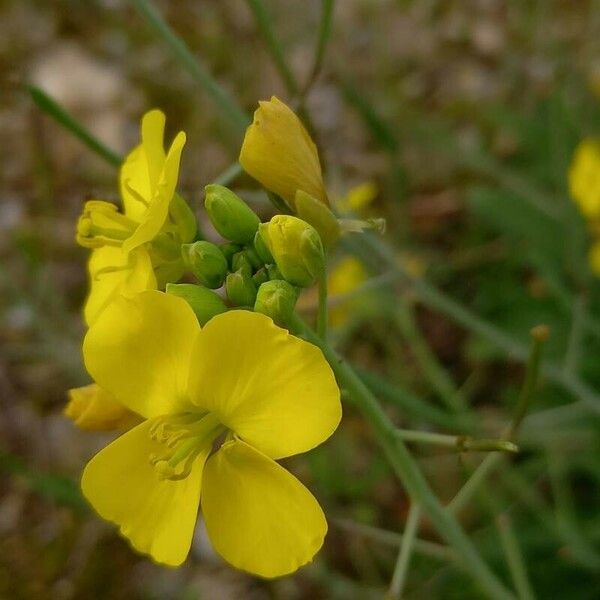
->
239;96;327;209
201;438;327;578
65;383;140;431
189;310;341;459
83;290;199;419
122;131;187;254
119;110;166;221
327;256;367;328
82;419;206;566
569;139;600;220
84;246;156;327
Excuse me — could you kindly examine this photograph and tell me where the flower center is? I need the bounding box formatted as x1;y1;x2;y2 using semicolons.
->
148;412;224;481
77;201;138;249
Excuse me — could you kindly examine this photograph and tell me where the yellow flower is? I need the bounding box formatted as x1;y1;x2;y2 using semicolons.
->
336;182;378;214
328;256;368;328
65;383;140;431
81;291;341;577
239;96;328;209
78;110;197;323
569;138;600;219
84;246;156;326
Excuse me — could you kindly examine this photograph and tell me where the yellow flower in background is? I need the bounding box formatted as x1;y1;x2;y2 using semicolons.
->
239;96;328;209
569;138;600;220
336;182;378;214
64;383;139;431
328;256;368;328
81;291;341;577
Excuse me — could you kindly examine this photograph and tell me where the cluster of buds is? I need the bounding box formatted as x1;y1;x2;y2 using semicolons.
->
175;184;325;327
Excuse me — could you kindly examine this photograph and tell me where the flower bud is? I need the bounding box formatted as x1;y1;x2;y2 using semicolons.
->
181;241;228;289
239;97;328;208
231;251;253;277
253;230;274;263
254;280;297;326
65;384;139;431
260;215;325;287
294;190;340;248
252;267;269;286
225;270;258;307
204;184;260;243
220;242;242;265
166;283;227;325
169;193;197;243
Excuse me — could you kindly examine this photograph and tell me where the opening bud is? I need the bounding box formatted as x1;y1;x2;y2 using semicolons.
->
181;241;228;289
166;283;227;325
254;280;298;326
204;184;260;244
260;215;325;287
225;270;258;307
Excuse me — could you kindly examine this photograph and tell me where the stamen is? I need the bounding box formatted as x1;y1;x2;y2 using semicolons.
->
147;412;224;481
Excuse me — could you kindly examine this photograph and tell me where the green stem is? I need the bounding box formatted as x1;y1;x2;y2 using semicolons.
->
332;518;456;561
387;504;421;600
131;0;249;133
496;514;537;600
292;315;515;600
394;300;466;412
245;0;299;96
317;271;328;340
396;429;518;454
300;0;335;100
28;85;122;167
213;162;243;186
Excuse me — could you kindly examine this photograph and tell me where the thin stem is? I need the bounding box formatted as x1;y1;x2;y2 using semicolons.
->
563;294;586;374
496;514;537;600
300;0;335;100
396;429;518;454
448;327;548;514
213;162;243;186
332;518;456;561
245;0;299;96
28;85;122;167
395;300;465;412
131;0;249;133
292;315;515;600
388;504;421;600
317;271;328;340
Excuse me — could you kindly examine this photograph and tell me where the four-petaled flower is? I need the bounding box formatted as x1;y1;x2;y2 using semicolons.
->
81;291;341;577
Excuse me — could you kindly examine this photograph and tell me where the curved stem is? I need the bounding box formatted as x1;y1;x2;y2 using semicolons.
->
291;315;515;600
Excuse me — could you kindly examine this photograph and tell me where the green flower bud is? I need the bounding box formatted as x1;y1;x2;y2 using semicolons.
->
244;246;263;269
204;184;260;244
253;229;274;264
169;193;197;243
254;280;297;326
252;267;269;286
294;189;340;248
225;270;257;307
266;263;283;281
220;242;242;266
260;215;325;287
181;241;228;289
231;251;253;277
166;283;227;325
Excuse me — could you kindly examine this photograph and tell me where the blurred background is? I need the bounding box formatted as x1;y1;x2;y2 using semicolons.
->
2;0;600;598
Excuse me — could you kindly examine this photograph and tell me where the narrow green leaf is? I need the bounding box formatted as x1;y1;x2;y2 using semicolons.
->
28;85;122;167
132;0;249;133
